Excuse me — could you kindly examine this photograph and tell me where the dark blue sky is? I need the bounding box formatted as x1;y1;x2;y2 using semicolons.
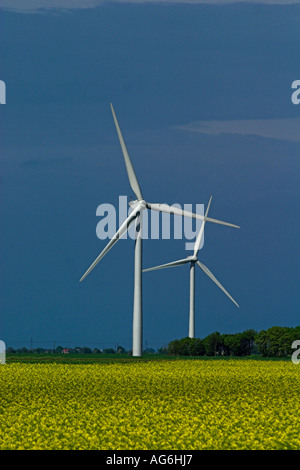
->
1;2;300;350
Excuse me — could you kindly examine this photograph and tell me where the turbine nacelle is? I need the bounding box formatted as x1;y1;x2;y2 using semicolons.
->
186;255;198;263
129;199;147;210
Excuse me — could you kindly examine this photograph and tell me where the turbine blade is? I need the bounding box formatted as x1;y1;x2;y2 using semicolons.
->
196;260;239;307
205;215;239;228
193;196;212;257
143;258;190;272
80;205;142;282
110;103;143;201
146;202;239;229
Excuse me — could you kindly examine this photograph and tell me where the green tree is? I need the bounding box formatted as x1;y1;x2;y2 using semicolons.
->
255;329;269;356
240;329;257;355
202;332;222;356
168;337;205;356
168;338;185;355
189;338;205;356
222;333;242;356
103;348;115;354
256;326;295;357
268;327;295;356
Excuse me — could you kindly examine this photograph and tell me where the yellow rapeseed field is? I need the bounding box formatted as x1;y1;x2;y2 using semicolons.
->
0;359;299;450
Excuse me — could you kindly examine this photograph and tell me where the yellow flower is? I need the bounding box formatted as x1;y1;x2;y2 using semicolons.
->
0;360;299;449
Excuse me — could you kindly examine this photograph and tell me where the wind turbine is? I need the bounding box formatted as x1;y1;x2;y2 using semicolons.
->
143;196;239;339
80;104;240;356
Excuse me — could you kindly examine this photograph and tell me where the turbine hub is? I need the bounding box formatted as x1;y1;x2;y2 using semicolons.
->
187;255;198;262
129;199;146;209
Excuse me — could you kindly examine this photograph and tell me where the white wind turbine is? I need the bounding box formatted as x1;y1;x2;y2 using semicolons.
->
143;196;239;339
80;104;240;356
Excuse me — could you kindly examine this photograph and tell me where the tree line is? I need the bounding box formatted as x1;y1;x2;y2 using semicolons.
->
6;325;300;357
6;345;128;355
167;326;300;357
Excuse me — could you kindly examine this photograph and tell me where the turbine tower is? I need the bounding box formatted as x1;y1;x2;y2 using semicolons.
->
80;104;240;356
143;196;239;339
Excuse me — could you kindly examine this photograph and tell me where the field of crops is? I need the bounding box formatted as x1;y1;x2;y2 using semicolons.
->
0;359;299;450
